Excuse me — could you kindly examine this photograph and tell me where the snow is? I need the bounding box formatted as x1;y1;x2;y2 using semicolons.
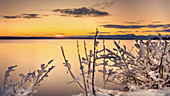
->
116;87;170;96
73;87;170;96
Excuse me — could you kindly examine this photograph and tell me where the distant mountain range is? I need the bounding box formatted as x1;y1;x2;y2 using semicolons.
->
0;34;170;40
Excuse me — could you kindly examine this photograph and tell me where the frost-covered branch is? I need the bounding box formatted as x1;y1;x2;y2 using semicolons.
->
0;60;55;96
61;46;85;91
77;41;88;96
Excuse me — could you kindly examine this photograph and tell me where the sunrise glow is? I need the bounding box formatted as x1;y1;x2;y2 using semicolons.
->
55;35;64;37
0;0;170;36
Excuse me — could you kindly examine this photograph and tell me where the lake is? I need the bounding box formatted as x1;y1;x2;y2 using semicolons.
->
0;39;136;96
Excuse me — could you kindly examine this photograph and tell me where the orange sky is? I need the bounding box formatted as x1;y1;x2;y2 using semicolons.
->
0;0;170;36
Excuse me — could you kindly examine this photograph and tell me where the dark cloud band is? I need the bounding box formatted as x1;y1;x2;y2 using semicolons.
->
101;24;170;29
22;14;40;19
3;14;40;19
3;16;20;19
143;29;170;33
53;7;110;17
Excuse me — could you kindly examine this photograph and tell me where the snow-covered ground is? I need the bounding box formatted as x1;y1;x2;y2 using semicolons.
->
73;87;170;96
116;87;170;96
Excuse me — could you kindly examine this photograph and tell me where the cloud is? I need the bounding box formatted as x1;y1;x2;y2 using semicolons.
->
89;32;110;34
22;14;40;19
117;31;132;33
101;24;170;29
3;15;20;19
142;30;155;33
147;24;170;28
152;21;161;23
2;14;41;19
124;21;140;24
159;29;170;32
90;0;116;9
53;7;110;17
124;20;145;24
101;24;145;29
143;29;170;33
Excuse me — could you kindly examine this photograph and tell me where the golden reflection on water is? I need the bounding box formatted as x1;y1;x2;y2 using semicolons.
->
0;39;136;96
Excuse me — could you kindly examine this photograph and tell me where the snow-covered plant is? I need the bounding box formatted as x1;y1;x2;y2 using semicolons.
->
0;60;55;96
104;34;170;91
61;29;105;96
61;30;170;96
61;29;119;96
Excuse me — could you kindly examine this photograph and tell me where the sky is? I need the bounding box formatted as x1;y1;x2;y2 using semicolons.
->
0;0;170;37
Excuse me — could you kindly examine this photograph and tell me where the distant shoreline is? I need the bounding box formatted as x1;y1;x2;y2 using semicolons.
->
0;37;169;40
0;34;170;40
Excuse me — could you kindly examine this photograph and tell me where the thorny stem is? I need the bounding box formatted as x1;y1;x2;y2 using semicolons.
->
92;28;99;96
17;74;33;89
77;41;88;96
159;40;168;79
34;66;55;86
61;46;85;91
84;41;88;61
10;80;16;94
45;59;54;69
3;65;17;92
28;65;55;95
103;38;107;88
84;41;90;89
88;50;92;85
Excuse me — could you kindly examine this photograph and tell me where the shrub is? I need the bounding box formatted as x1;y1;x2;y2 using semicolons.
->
61;29;170;96
0;60;55;96
107;35;170;91
61;29;100;96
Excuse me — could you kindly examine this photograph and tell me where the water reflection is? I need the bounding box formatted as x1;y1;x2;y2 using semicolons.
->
0;39;136;96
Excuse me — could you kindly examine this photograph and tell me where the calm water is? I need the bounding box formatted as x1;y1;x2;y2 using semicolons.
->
0;39;136;96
